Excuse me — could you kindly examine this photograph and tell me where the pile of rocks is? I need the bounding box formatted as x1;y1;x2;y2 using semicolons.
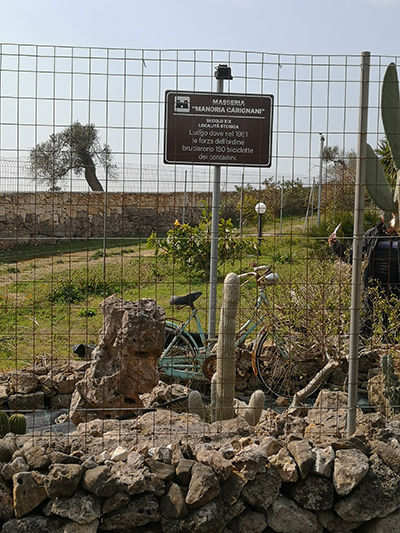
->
0;390;399;532
0;360;90;413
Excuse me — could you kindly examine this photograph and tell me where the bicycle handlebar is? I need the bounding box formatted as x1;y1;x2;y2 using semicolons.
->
238;265;270;279
238;266;278;286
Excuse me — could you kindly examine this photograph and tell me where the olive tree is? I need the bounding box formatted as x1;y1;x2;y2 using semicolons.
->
29;121;117;191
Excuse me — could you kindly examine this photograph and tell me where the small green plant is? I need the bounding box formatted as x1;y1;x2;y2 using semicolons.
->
147;207;255;278
9;413;27;435
5;266;20;274
78;308;97;317
48;268;115;303
91;250;104;260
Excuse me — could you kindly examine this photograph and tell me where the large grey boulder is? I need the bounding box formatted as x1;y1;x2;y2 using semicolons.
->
99;493;161;531
332;448;369;496
335;454;400;523
69;296;165;424
267;495;323;533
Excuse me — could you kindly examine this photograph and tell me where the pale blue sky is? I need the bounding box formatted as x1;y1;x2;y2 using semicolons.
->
1;0;400;57
1;0;400;192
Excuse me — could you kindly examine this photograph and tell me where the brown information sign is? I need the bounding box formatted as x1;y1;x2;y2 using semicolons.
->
164;91;273;167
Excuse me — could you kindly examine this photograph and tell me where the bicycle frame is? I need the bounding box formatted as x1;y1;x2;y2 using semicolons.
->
159;266;277;382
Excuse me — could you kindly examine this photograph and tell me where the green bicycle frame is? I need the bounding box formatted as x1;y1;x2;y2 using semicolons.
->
159;283;271;382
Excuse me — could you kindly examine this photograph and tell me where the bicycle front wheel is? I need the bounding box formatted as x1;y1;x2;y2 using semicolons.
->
160;325;202;387
254;331;309;398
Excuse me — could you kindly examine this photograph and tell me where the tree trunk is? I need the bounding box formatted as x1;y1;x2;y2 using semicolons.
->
84;155;104;191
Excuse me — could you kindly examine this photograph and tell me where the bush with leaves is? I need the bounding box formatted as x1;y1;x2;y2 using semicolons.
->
147;209;255;278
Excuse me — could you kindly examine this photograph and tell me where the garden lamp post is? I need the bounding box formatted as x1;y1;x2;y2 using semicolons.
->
255;202;266;255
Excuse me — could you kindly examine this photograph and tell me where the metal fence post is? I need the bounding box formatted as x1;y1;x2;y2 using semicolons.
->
347;51;370;437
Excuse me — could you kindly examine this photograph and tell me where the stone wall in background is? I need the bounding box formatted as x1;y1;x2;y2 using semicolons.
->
0;191;214;248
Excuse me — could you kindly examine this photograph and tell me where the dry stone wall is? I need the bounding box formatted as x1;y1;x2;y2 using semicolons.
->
0;390;400;532
0;191;213;247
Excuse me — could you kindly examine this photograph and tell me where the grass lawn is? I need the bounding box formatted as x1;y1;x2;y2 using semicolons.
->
0;218;351;371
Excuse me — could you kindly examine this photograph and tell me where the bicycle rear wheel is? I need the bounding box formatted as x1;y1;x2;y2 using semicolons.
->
254;331;311;398
160;325;202;388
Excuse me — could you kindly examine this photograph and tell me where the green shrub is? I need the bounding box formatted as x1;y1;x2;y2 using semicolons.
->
147;209;255;278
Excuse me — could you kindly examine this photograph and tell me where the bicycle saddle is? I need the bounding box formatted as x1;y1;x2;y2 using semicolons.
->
169;291;203;307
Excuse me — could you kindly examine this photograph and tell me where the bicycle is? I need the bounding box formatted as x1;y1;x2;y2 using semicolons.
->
159;265;315;398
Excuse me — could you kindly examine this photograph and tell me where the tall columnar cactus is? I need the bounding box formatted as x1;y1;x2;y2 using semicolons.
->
188;390;206;421
211;272;240;422
188;271;265;426
9;413;27;435
366;63;400;224
0;411;10;437
243;389;265;426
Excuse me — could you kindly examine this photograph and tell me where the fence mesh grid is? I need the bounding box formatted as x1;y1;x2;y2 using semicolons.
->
0;46;399;444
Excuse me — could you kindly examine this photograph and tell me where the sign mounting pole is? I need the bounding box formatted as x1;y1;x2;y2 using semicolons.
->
163;68;274;338
208;65;232;339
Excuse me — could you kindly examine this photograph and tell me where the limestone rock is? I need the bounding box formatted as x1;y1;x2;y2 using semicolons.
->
81;465;118;497
102;491;130;515
241;467;281;511
13;471;48;518
269;447;299;483
44;489;101;524
8;391;45;411
1;516;68;533
362;507;400;533
185;462;220;509
100;493;161;530
126;450;146;469
267;495;323;533
145;458;175;481
372;438;400;475
219;469;247;505
311;445;335;478
1;456;28;481
23;445;51;470
316;509;362;532
333;448;369;496
44;463;84;498
69;296;165;424
196;448;232;483
231;443;268;481
159;482;189;519
109;462;164;496
259;435;280;456
175;457;195;486
110;446;129;461
161;497;245;533
229;510;268;533
286;474;334;511
287;439;315;479
8;371;38;394
0;478;13;521
335;454;400;523
0;439;16;463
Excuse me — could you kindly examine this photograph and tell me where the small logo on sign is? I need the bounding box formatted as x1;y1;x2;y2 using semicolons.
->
174;96;190;113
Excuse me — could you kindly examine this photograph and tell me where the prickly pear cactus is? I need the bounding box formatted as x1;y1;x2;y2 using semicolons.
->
9;413;27;435
0;411;10;437
366;62;400;225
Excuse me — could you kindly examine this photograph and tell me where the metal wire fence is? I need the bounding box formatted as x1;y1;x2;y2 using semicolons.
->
0;45;399;442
